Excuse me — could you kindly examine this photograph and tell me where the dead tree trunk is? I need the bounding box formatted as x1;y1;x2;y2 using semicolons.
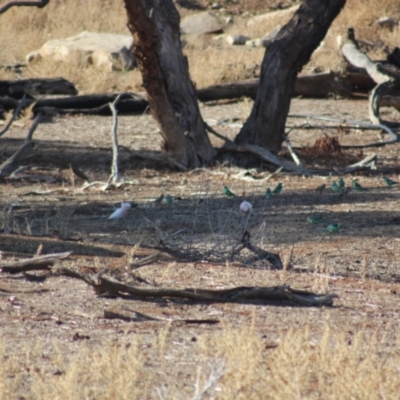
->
123;0;216;168
234;0;346;157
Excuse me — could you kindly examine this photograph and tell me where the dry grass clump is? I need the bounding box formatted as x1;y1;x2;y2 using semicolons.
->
0;0;128;64
207;322;400;399
1;321;399;399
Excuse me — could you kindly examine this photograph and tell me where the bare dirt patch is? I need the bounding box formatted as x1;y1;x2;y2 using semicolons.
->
1;98;400;397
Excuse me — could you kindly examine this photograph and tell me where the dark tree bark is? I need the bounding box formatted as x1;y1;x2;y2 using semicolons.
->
234;0;346;155
123;0;216;168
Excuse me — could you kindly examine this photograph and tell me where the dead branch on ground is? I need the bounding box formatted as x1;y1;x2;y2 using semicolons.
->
23;154;88;180
0;251;72;273
0;113;42;178
206;123;376;175
0;96;28;137
106;94;122;187
104;306;220;324
0;0;49;14
288;114;398;148
341;27;400;139
197;71;353;101
0;282;49;294
55;266;338;306
130;252;161;270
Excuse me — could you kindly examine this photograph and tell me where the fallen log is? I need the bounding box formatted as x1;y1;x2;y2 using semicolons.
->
0;77;77;97
56;266;338;307
197;70;353;102
32;93;148;115
0;93;148;116
0;251;72;273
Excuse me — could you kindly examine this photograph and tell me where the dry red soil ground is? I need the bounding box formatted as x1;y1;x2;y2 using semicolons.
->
0;97;400;396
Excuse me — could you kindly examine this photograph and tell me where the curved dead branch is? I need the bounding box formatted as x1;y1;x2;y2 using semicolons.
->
0;0;49;14
0;113;42;178
288;114;398;148
55;266;338;307
341;27;400;140
205;122;377;175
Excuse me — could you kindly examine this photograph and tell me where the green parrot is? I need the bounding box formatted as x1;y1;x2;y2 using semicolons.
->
331;181;341;192
308;214;323;224
164;194;173;205
272;182;283;195
265;188;272;199
223;186;235;198
352;180;367;191
383;176;398;187
338;177;345;188
326;223;342;233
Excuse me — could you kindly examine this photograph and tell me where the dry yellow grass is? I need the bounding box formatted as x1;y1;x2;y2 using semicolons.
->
1;321;399;399
0;0;399;92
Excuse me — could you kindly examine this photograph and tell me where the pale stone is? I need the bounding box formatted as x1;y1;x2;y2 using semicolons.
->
246;5;299;28
26;31;135;71
180;11;223;35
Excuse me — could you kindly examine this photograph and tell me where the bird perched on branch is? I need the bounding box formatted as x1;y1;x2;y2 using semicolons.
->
108;202;131;220
338;177;345;188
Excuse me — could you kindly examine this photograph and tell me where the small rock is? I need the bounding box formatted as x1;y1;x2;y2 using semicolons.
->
181;11;223;35
247;5;299;28
26;31;135;71
226;34;249;45
211;2;221;9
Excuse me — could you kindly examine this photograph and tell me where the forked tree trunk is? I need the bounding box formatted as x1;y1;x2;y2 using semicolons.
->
234;0;346;155
123;0;216;168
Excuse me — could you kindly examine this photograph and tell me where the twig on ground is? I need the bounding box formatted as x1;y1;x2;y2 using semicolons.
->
0;282;49;294
53;267;338;306
0;113;42;178
207;115;380;174
0;95;28;137
107;94;122;186
288;114;398;148
0;0;49;14
130;252;161;270
285;136;302;166
192;362;225;400
0;251;72;273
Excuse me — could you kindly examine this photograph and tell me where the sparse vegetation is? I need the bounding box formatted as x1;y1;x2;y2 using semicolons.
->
1;1;400;398
0;0;399;92
1;321;399;399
